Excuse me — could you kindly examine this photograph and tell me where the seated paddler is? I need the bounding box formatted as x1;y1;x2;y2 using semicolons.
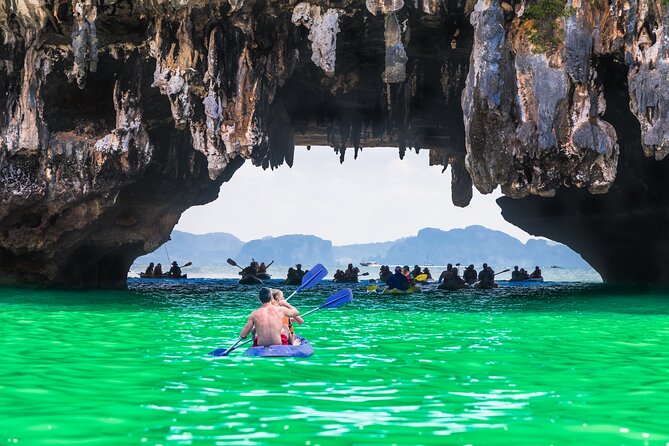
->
271;288;304;345
385;266;410;291
239;287;300;347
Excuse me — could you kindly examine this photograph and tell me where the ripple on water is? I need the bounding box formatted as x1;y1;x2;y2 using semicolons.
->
2;280;669;444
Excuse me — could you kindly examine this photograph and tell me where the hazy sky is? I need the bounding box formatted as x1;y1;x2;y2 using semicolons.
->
176;147;533;245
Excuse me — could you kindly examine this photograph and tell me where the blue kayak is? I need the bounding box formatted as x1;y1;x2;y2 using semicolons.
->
243;335;313;358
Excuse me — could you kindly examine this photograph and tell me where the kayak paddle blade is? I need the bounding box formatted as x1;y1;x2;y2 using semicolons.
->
209;347;229;357
182;261;192;268
209;338;248;357
414;274;428;282
226;258;238;267
321;288;353;309
366;285;379;291
297;264;328;291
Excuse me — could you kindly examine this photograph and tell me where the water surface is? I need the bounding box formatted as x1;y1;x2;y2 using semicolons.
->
1;278;667;445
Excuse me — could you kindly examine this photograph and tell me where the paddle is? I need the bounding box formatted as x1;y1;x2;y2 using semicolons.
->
300;288;353;317
285;263;328;301
494;268;510;276
209;288;352;357
180;262;192;268
227;258;244;270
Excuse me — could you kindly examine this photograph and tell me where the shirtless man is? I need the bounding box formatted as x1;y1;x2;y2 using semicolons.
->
271;289;304;345
239;287;300;347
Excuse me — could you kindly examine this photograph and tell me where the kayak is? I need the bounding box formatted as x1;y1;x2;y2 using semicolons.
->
238;275;263;285
437;283;469;291
503;277;544;284
238;272;271;279
509;277;543;282
139;273;187;279
243;335;313;358
333;278;359;283
382;285;422;294
474;282;499;289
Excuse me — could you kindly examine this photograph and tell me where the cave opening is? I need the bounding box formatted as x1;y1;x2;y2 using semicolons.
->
145;145;597;283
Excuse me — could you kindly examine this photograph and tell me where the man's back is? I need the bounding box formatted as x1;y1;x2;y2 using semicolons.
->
386;272;409;290
250;305;285;347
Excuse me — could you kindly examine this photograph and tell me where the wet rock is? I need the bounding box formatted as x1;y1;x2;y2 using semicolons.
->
292;2;342;76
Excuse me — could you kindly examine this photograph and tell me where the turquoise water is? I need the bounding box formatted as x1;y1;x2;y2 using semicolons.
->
1;279;668;445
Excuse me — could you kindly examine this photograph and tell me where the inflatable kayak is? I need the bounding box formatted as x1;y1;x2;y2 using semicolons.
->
510;277;543;282
437;283;469;291
238;275;263;285
243;335;313;358
503;277;544;284
473;282;499;289
382;285;422;294
139;273;187;279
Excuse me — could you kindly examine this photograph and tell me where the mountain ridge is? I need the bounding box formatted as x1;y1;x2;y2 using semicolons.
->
134;226;590;269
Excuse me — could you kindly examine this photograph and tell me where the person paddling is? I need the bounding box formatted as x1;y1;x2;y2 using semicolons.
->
271;288;304;345
145;262;154;277
530;266;542;279
239;287;300;347
258;260;274;274
463;265;477;285
386;266;410;291
168;261;181;278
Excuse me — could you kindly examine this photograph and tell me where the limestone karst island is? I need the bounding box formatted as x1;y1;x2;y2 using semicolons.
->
1;1;668;444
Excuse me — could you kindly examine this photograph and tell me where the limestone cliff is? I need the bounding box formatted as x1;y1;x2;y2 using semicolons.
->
0;0;668;287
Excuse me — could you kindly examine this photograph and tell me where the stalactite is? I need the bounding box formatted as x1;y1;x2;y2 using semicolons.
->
292;3;342;76
70;0;98;88
382;13;408;84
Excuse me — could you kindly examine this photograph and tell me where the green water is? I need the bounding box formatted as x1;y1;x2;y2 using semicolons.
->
1;280;668;445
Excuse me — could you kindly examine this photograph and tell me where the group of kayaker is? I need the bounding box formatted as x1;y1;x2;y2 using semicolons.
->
511;266;542;281
284;264;307;285
333;264;361;283
239;287;304;347
436;263;497;289
372;262;541;290
241;259;273;276
144;261;182;278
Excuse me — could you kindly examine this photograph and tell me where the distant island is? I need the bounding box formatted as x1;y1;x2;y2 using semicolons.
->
134;225;592;270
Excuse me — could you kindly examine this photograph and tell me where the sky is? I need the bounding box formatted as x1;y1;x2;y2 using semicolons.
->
175;147;534;245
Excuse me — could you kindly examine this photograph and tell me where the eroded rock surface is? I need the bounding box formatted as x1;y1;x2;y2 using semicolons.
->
0;0;668;286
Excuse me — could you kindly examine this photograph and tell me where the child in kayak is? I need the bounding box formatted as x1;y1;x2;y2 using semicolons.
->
271;288;304;345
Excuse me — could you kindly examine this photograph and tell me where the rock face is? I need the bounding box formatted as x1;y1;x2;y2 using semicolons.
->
0;0;668;287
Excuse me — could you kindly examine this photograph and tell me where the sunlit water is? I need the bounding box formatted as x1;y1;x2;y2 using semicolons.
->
2;276;668;445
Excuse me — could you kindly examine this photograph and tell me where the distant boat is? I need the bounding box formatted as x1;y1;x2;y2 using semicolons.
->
360;261;379;267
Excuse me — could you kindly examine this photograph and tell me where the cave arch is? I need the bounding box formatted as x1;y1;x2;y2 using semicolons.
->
0;1;667;287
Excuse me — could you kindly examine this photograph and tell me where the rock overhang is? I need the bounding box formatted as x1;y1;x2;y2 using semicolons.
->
1;0;668;287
